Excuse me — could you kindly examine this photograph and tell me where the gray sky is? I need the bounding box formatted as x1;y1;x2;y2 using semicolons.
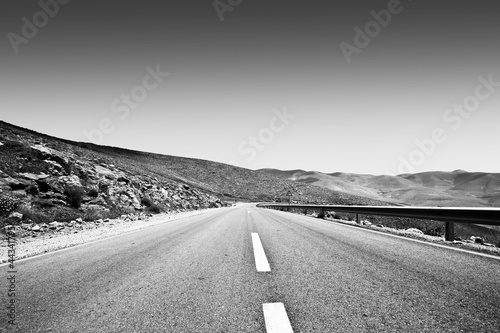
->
1;0;499;175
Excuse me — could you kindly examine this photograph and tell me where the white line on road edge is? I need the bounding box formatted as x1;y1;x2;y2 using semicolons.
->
0;208;226;267
251;233;271;272
327;219;500;261
277;211;500;261
263;303;294;333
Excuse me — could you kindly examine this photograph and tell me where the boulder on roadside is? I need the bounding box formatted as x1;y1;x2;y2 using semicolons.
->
9;212;23;221
406;228;424;235
49;221;63;229
470;236;484;244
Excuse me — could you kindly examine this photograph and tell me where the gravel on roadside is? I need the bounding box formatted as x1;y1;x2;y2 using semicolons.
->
325;216;500;257
0;208;223;263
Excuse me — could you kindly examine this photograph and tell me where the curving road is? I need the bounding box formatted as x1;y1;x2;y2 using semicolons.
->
2;204;500;332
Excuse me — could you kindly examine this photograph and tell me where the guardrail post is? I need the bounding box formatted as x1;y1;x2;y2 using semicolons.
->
356;213;360;224
445;222;455;241
304;208;308;215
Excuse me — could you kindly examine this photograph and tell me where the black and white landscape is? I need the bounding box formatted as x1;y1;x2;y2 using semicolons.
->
1;1;500;332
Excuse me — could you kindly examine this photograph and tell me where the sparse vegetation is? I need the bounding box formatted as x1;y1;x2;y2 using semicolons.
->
146;204;161;214
3;140;28;150
141;196;153;207
33;198;56;209
331;212;342;219
0;195;18;213
88;188;99;198
1;120;499;248
83;208;107;222
0;121;229;237
26;184;39;196
16;206;50;223
424;227;443;237
64;186;85;209
51;207;82;222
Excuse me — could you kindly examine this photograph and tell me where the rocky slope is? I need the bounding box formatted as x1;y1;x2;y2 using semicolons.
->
1;121;499;247
1;120;390;236
1;121;390;205
0;122;225;232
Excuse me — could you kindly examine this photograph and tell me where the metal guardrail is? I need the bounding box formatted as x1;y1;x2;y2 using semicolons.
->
256;203;500;241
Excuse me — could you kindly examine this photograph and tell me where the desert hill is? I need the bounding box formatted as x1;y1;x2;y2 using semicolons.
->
1;120;499;246
0;120;389;229
259;169;500;207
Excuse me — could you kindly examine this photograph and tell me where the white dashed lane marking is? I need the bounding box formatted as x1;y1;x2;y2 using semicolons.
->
251;233;271;272
263;303;294;332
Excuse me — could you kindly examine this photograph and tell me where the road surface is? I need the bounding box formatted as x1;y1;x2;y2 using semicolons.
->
2;204;500;332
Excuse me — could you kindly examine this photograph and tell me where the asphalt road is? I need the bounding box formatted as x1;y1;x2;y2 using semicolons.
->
2;204;500;332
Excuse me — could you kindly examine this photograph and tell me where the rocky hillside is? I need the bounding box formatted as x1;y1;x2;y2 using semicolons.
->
0;121;392;231
0;122;226;229
2;121;499;246
61;143;390;206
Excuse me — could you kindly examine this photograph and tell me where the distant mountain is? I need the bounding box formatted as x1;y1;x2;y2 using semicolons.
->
2;120;499;245
0;121;390;228
258;169;500;207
